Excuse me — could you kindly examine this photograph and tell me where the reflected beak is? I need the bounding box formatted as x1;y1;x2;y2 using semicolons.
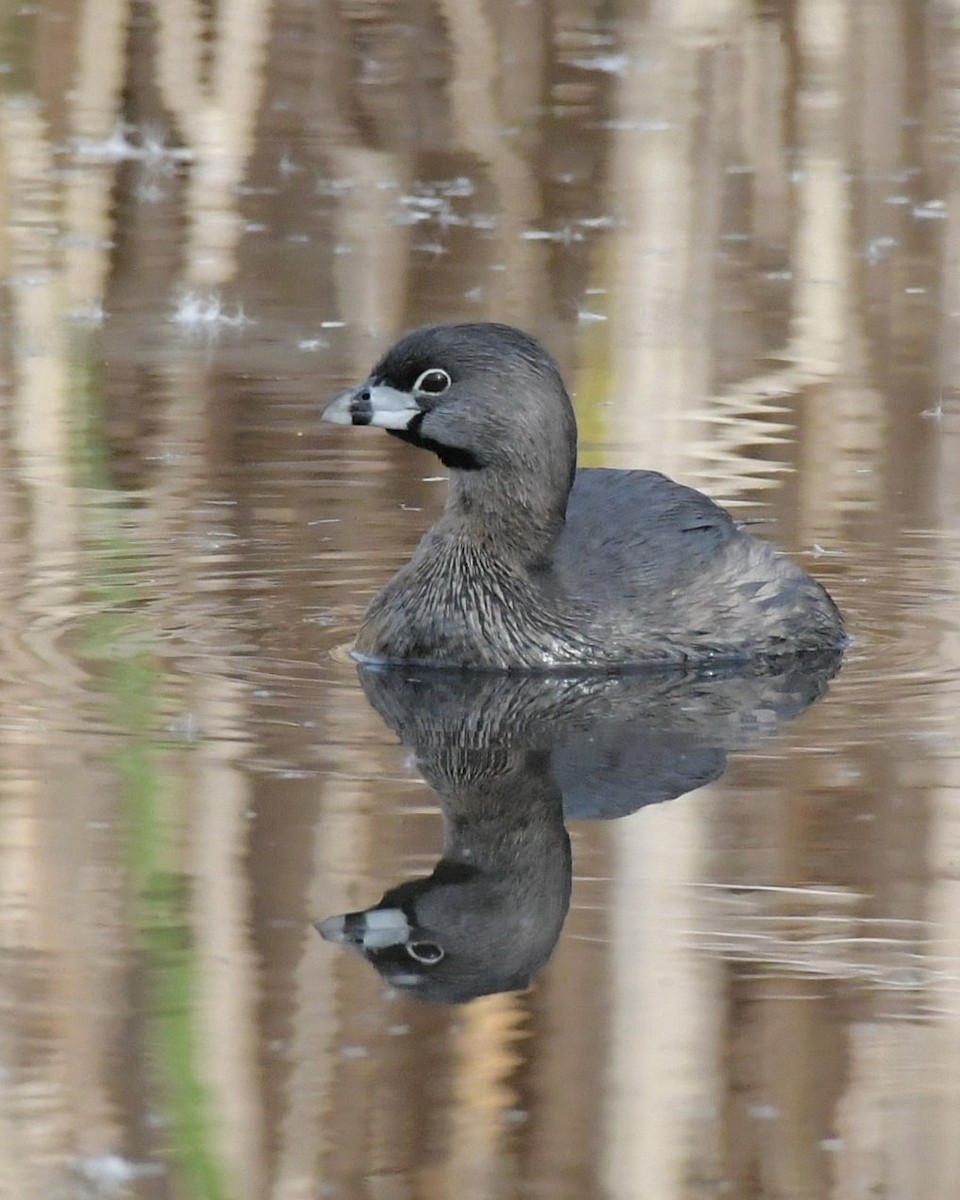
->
321;382;422;430
316;907;410;952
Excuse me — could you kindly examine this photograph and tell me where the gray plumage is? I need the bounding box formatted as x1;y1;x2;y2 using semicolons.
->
322;323;845;669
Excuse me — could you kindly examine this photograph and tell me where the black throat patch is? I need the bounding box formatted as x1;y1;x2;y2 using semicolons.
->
388;413;486;471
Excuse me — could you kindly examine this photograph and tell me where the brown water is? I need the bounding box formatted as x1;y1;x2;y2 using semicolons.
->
2;1;960;1197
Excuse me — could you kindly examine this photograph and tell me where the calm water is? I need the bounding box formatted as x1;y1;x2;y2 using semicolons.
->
2;1;960;1198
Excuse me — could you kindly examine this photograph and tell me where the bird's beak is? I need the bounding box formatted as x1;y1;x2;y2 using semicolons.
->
321;382;422;430
315;907;410;952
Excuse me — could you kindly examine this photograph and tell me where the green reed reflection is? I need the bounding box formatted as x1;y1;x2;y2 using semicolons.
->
71;344;229;1200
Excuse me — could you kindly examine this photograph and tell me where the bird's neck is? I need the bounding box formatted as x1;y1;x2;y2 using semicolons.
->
426;751;571;878
437;466;571;568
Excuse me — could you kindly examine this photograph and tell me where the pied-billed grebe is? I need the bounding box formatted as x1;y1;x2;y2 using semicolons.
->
322;323;845;669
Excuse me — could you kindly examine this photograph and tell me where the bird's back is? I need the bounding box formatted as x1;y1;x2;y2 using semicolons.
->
555;468;843;660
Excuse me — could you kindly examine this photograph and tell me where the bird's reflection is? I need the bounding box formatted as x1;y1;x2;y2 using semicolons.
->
318;652;841;1003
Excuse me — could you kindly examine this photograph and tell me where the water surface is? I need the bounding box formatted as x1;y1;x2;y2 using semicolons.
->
1;2;960;1198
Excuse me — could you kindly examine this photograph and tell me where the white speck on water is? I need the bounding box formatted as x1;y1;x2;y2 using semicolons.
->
400;194;445;211
71;1154;164;1188
59;233;114;250
340;1044;369;1059
521;227;583;243
320;320;346;329
577;215;617;229
69;124;193;165
913;199;947;219
167;712;200;741
316;177;356;197
298;338;328;351
569;52;632;73
595;118;672;132
170;292;253;328
922;396;945;419
885;194;912;205
578;311;607;324
865;236;898;265
905;286;926;294
63;300;106;325
392;207;432;226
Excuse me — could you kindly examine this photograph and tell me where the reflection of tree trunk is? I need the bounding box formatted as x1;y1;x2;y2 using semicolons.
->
524;916;607;1195
437;0;546;323
327;145;412;376
1;91;127;1193
925;2;960;1161
63;0;130;308
602;792;724;1200
154;0;274;287
190;678;264;1200
439;995;526;1200
791;0;885;543
603;6;740;475
600;9;735;1191
271;768;369;1198
938;5;960;396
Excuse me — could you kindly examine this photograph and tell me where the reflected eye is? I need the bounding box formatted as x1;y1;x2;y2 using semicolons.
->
406;940;444;964
412;368;451;396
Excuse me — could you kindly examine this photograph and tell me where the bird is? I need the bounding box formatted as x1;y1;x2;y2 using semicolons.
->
321;322;845;670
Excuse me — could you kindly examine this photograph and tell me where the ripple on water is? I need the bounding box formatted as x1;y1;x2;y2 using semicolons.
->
822;529;960;737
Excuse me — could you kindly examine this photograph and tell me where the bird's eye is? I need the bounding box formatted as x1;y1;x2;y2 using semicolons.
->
412;368;451;395
406;940;444;964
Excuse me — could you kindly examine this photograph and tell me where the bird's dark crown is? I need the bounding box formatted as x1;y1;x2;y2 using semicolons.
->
371;322;562;397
